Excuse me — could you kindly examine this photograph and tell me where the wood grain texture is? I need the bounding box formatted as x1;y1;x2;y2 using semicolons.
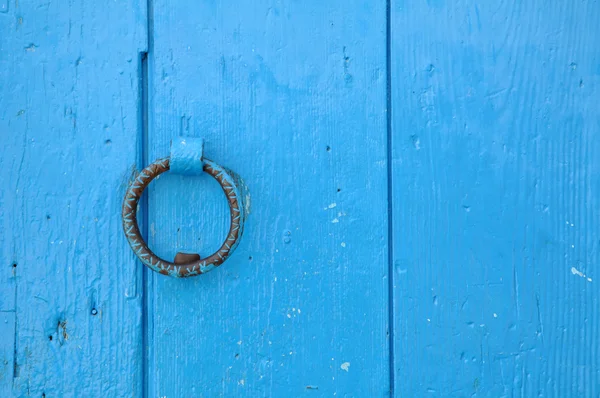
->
0;1;147;396
391;1;600;396
146;0;389;395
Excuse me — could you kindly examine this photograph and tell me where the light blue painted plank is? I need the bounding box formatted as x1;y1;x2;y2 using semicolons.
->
0;312;15;397
0;256;15;394
147;0;389;395
0;1;147;396
391;1;600;396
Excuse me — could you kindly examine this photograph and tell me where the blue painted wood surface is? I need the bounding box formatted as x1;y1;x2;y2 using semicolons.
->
391;1;600;396
0;1;147;396
2;0;600;396
145;0;389;396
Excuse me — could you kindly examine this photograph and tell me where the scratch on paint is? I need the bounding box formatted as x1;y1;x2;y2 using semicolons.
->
12;270;18;379
535;294;544;343
571;267;592;282
57;320;68;346
512;255;520;318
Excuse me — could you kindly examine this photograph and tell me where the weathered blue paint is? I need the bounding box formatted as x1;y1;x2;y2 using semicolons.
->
122;157;246;277
390;1;600;396
2;0;599;396
0;0;147;396
169;136;204;175
145;0;389;396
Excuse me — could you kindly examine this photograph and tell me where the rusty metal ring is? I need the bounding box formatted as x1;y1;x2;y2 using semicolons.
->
122;157;245;277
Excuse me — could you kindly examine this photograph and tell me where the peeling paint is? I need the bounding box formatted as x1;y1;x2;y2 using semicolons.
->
571;267;592;282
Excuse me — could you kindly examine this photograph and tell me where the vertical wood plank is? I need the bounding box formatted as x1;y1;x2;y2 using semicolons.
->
147;0;389;395
0;1;147;395
391;1;600;395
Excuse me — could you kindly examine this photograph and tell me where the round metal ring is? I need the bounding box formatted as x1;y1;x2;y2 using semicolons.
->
122;157;245;277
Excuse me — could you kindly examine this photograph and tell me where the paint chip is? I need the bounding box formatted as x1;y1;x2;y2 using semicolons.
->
340;362;350;371
331;218;339;223
571;267;592;282
341;242;346;247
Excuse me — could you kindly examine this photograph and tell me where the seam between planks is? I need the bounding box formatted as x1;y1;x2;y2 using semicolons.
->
140;0;154;394
385;0;396;396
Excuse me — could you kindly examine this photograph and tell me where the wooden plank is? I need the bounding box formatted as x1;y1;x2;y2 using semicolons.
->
147;1;389;395
0;311;15;397
390;1;600;396
0;2;147;396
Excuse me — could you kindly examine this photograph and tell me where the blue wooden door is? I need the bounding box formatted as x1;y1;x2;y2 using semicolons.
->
2;1;599;397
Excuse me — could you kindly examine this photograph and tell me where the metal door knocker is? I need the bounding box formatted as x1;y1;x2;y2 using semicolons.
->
122;137;246;277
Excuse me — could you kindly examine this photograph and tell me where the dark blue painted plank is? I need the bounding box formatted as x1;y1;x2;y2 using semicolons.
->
146;1;390;395
0;2;147;396
391;1;600;396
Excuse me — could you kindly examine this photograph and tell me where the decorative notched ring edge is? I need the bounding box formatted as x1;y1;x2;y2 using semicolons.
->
122;157;245;278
